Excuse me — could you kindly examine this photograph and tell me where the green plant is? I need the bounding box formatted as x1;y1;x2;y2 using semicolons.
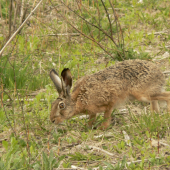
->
104;156;126;170
0;0;9;18
1;137;28;169
42;151;59;170
0;109;6;126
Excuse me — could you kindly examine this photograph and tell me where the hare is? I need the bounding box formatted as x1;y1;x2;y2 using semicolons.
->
49;59;170;130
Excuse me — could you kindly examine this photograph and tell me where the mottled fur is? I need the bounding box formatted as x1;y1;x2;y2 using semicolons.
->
50;59;170;129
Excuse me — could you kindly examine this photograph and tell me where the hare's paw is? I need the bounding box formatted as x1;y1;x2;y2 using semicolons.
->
98;122;110;130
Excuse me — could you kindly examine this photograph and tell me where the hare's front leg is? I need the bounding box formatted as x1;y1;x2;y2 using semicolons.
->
88;114;96;128
99;107;113;130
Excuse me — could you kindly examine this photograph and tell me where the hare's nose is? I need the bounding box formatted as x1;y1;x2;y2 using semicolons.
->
51;119;55;123
50;116;55;123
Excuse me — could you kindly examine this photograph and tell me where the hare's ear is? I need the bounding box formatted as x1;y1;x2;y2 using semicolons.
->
50;69;62;94
61;68;72;94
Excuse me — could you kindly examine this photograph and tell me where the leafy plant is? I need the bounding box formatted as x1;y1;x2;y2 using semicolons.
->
42;151;59;170
104;156;126;170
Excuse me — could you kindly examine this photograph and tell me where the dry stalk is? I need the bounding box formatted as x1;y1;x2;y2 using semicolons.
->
57;137;61;155
0;3;2;19
13;0;18;31
48;133;50;151
1;78;3;107
20;0;25;24
8;0;13;39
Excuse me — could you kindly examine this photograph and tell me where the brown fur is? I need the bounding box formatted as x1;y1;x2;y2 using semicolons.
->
50;59;170;129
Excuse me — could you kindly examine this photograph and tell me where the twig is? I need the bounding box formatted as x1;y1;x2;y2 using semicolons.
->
1;78;3;107
101;0;113;41
122;130;132;147
75;0;92;39
50;0;115;59
58;0;119;48
0;0;43;57
58;137;61;155
13;0;18;31
75;144;115;157
20;0;25;24
0;91;12;102
151;138;170;147
94;132;113;139
109;0;125;59
71;165;86;169
126;157;162;165
6;98;46;102
163;71;170;74
8;0;13;39
147;31;168;36
37;33;80;36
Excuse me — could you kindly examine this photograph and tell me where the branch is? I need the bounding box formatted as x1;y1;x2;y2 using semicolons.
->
8;0;13;39
20;0;25;24
109;0;126;59
101;0;113;41
0;0;43;57
59;0;119;48
88;145;115;156
50;0;115;59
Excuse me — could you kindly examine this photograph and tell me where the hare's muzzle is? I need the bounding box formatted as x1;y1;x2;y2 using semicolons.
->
50;115;64;125
50;114;56;123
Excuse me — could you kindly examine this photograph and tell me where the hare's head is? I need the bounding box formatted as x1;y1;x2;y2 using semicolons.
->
50;68;75;125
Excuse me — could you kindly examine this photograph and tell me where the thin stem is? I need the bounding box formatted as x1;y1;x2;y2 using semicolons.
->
101;0;113;41
8;0;13;39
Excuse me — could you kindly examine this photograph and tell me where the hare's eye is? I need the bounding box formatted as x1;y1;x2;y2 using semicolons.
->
59;102;65;109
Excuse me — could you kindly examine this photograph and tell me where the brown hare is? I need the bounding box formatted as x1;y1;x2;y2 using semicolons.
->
49;59;170;130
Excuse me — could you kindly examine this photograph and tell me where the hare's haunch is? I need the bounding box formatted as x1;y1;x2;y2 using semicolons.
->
50;59;170;129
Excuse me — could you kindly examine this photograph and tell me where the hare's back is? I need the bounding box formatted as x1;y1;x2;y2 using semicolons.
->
89;59;164;84
106;60;165;91
72;60;165;105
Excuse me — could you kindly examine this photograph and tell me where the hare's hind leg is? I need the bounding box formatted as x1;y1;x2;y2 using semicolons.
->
150;91;170;112
150;101;159;113
131;93;160;112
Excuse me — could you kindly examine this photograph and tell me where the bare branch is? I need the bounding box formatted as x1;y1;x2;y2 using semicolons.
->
50;0;115;59
20;0;25;24
101;0;113;41
109;0;126;59
60;0;119;48
8;0;13;39
0;0;43;57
